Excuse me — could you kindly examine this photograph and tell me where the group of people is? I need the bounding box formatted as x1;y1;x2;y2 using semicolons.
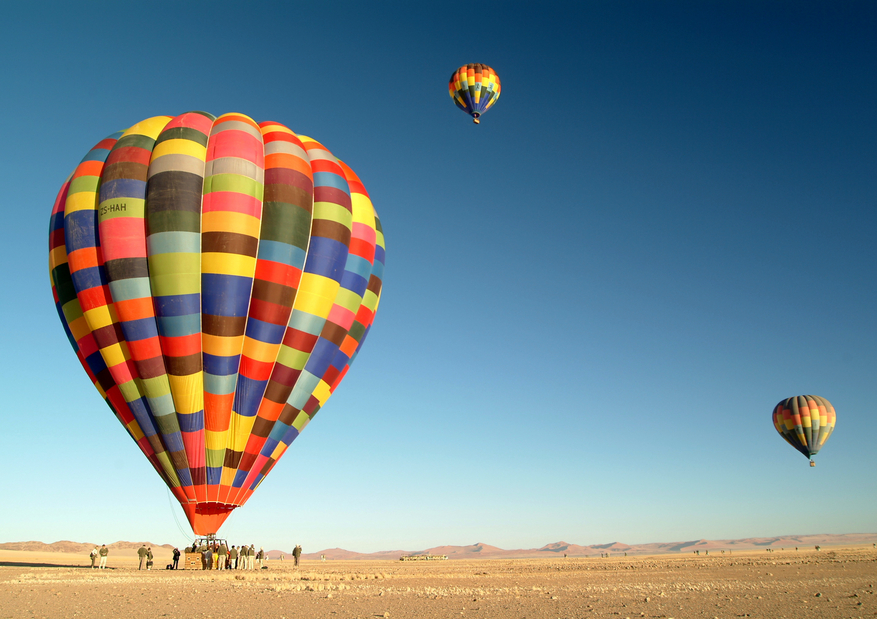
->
88;545;109;569
87;541;303;570
137;545;155;569
191;542;265;570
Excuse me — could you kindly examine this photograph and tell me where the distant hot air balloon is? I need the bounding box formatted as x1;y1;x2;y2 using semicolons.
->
49;112;385;535
449;63;501;124
772;395;836;466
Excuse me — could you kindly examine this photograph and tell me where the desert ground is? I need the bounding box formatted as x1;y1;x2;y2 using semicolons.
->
1;546;874;618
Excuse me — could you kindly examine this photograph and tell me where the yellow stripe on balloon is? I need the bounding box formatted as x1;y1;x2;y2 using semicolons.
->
82;304;117;330
202;211;260;236
201;252;256;276
294;273;340;316
202;333;246;357
151;138;207;161
229;414;256;451
311;380;331;406
240;337;281;363
99;342;128;370
122;116;173;139
167;375;204;415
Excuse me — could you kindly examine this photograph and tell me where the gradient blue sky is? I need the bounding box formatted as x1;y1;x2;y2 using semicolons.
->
1;1;875;554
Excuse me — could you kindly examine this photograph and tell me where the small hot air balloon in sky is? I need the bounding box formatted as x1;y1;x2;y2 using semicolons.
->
449;63;501;124
48;112;385;535
772;395;836;466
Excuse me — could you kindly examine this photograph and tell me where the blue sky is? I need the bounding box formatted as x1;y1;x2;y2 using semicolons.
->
1;0;874;554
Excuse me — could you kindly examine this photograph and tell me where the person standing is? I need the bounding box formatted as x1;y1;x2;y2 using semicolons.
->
248;544;256;570
146;547;154;570
229;545;238;570
89;546;98;569
293;544;301;567
172;547;180;569
98;544;109;569
137;545;148;570
218;542;228;570
257;547;265;569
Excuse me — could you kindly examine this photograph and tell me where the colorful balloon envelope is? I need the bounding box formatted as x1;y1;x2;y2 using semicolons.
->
449;63;501;124
48;112;385;534
772;395;836;466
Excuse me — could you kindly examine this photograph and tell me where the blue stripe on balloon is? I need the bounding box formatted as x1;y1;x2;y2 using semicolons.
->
154;293;200;317
100;177;146;201
342;253;373;280
339;271;368;296
202;273;253;317
257;239;306;267
177;410;204;433
155;313;201;338
120;316;159;341
206;466;222;486
304;339;338;378
70;264;105;294
245;317;286;343
232;469;249;488
303;237;348;281
161;429;185;453
312;171;349;192
233;376;269;418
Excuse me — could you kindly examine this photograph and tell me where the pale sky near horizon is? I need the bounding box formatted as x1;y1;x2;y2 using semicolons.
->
1;0;875;554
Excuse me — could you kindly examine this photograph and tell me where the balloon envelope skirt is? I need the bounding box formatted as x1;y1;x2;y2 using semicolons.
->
48;113;385;534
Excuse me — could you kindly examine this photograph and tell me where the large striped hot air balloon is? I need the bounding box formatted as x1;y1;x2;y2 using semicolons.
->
448;63;501;124
772;395;836;466
48;112;385;534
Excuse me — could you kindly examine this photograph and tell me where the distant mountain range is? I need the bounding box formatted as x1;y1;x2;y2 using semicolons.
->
4;533;874;560
282;532;877;560
0;540;175;554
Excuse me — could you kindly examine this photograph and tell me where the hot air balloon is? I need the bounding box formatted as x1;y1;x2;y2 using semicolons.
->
449;63;501;124
48;112;385;535
772;395;836;466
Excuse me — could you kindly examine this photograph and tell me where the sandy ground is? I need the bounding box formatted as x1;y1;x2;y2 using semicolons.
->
1;546;875;618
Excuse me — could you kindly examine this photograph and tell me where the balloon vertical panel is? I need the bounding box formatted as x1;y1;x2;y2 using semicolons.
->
53;134;171;485
227;122;314;504
200;113;265;503
146;111;216;504
232;135;355;501
98;116;199;502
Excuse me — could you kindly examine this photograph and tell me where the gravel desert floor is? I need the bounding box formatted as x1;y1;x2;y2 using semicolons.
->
1;546;875;619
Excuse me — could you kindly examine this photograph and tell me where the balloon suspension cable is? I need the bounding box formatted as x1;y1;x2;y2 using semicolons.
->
167;487;195;541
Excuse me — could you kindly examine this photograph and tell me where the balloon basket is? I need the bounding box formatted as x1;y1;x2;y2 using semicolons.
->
809;460;815;467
